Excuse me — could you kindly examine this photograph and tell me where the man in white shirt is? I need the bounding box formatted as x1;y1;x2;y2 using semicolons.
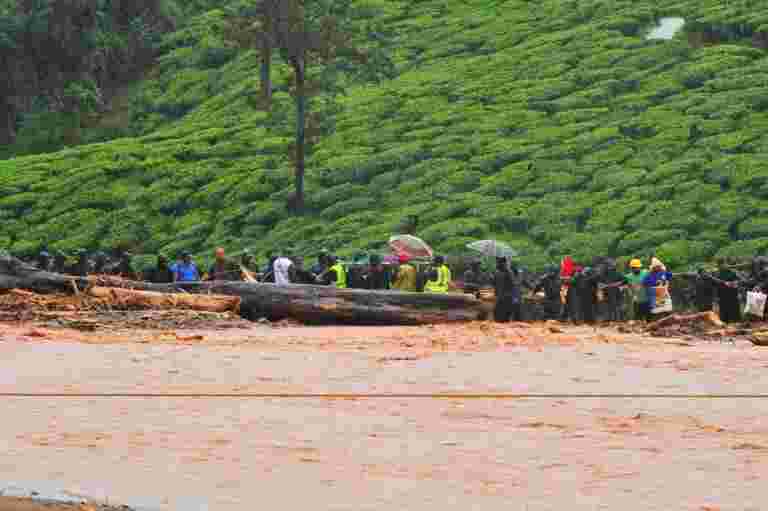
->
273;250;294;286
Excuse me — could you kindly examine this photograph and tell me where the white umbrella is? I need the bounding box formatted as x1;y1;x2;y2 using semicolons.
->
467;240;519;258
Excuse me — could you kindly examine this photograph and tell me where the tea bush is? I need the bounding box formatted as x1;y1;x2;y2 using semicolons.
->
1;0;768;269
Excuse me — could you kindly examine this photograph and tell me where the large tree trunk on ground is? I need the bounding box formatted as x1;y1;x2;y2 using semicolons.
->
0;255;91;293
0;255;483;324
184;282;484;324
88;287;240;313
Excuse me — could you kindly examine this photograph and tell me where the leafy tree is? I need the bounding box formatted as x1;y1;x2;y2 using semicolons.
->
226;0;385;212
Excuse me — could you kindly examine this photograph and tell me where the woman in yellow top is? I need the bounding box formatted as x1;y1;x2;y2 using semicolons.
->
392;254;418;292
424;255;451;293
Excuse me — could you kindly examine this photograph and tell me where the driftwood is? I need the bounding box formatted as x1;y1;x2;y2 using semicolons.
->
88;287;240;313
648;311;725;331
0;255;483;324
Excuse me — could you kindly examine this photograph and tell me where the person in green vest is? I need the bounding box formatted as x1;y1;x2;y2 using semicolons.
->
324;255;347;289
624;258;649;320
424;255;451;293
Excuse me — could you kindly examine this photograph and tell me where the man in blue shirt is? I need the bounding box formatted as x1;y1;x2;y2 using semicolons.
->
642;262;673;313
174;252;200;282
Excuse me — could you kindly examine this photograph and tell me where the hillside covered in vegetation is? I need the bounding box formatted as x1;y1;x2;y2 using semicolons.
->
2;0;768;269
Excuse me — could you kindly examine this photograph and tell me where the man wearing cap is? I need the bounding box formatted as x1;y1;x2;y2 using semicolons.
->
174;252;200;282
392;254;417;292
625;258;649;320
206;247;242;281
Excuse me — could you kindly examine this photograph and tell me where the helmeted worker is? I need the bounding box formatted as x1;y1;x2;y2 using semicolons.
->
625;258;649;320
424;255;451;293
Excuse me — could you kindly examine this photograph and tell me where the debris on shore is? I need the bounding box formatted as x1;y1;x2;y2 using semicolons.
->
0;497;132;511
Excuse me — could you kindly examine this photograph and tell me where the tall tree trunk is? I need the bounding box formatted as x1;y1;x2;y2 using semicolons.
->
0;99;17;146
293;58;306;212
260;42;272;107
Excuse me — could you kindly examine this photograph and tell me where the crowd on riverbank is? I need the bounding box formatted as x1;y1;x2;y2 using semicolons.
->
16;246;768;325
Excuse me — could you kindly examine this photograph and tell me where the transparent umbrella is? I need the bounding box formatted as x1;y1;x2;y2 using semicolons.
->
388;235;434;259
467;240;519;258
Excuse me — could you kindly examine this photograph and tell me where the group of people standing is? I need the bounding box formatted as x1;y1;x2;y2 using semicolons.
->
23;245;768;325
261;250;453;293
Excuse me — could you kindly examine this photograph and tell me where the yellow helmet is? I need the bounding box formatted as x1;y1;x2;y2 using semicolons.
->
629;259;642;269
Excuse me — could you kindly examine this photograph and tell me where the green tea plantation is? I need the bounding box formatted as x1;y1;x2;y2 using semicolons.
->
2;0;768;270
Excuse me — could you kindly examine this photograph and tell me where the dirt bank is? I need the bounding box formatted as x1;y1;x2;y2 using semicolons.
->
0;498;130;511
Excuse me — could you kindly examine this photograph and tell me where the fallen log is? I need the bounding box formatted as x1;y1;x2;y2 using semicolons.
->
0;254;90;293
167;281;484;324
0;255;482;324
88;287;240;313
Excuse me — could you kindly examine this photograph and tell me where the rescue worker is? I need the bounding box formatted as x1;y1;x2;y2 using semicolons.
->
272;249;294;286
36;250;51;272
240;250;257;281
93;252;108;274
52;251;67;274
290;256;317;284
625;258;649;321
145;255;174;283
262;251;277;283
311;250;330;277
533;265;562;320
600;262;629;322
713;257;742;323
463;259;489;296
642;261;673;318
364;254;390;290
114;250;136;280
174;252;200;282
493;257;523;322
324;255;347;289
392;254;417;292
74;249;91;277
240;250;255;270
206;247;242;281
424;255;451;293
694;267;717;312
573;267;599;324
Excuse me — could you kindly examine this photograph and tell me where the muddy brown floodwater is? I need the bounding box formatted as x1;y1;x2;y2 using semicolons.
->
1;320;768;510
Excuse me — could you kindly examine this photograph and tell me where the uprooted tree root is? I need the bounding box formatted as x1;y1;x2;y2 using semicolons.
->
645;311;768;343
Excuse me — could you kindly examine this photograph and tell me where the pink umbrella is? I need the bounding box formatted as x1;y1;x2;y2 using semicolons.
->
388;235;434;259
